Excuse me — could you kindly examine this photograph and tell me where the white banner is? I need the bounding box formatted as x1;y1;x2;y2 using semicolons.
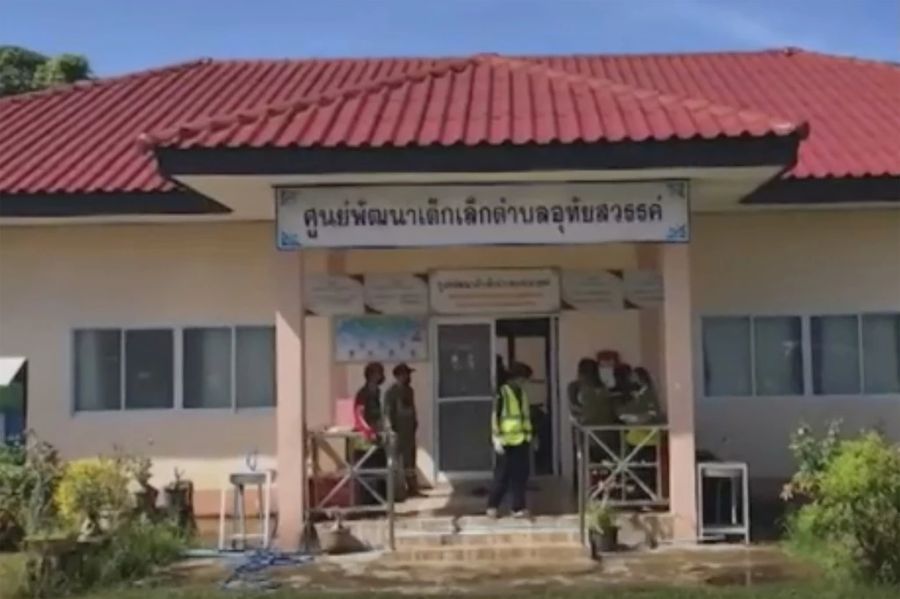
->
364;274;429;314
562;271;625;311
430;269;560;314
276;181;688;249
623;270;664;308
304;275;364;315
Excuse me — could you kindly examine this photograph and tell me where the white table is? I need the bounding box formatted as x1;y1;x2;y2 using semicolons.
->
697;461;750;544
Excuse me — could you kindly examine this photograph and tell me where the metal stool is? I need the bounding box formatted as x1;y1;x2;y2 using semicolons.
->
697;462;750;543
218;469;275;551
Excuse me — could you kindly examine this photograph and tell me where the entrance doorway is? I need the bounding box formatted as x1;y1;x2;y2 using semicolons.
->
433;317;558;480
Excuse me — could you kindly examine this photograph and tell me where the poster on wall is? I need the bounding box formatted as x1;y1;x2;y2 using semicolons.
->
429;269;560;314
276;181;689;249
364;274;429;314
561;270;625;311
334;315;428;363
304;275;365;315
623;270;664;308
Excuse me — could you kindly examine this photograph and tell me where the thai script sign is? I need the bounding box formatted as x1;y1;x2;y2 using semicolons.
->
430;269;560;314
276;181;689;249
304;275;365;315
623;270;664;308
561;270;626;311
364;274;429;314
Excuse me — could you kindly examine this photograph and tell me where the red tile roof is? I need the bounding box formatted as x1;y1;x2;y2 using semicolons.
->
144;55;800;150
0;49;897;196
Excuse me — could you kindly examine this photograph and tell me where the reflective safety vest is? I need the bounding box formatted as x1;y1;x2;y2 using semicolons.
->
492;384;533;446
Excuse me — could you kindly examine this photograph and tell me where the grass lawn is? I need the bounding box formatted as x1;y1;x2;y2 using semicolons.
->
68;584;898;599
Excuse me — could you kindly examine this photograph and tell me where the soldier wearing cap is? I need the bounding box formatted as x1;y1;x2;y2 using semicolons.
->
384;363;419;496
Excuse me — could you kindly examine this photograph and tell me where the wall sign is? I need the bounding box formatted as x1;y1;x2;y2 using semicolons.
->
276;181;689;249
561;270;625;311
429;269;560;315
364;274;429;314
623;270;664;308
334;316;428;363
304;275;364;315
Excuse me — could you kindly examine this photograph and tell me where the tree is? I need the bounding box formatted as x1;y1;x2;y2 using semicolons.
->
0;46;90;97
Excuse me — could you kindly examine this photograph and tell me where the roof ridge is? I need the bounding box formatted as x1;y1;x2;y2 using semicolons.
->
783;47;900;71
140;56;479;146
479;54;803;135
0;59;212;106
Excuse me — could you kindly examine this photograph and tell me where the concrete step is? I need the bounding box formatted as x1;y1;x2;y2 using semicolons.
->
389;543;589;563
394;514;580;534
395;529;581;548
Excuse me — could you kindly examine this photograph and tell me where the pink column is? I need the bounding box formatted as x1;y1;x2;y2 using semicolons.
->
275;250;306;550
662;243;698;541
637;244;663;384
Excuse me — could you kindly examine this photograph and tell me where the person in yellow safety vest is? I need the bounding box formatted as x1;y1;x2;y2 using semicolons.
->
620;367;662;448
486;361;534;519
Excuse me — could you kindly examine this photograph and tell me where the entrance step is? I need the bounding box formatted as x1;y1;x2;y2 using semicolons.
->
395;528;580;548
389;542;589;563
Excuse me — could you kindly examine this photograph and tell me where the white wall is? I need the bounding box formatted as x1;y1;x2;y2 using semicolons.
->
691;210;900;480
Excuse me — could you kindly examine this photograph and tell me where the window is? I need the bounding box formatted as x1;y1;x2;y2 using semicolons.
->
183;328;232;409
74;329;121;411
703;312;900;399
182;326;275;409
73;325;275;412
703;317;752;396
754;317;803;396
235;326;276;408
811;315;860;395
702;316;803;397
862;314;900;394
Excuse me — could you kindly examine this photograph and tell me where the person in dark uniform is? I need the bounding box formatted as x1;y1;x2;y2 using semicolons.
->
353;362;386;505
384;363;420;496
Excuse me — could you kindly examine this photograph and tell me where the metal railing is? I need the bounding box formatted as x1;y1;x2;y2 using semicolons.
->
307;429;397;550
574;422;669;544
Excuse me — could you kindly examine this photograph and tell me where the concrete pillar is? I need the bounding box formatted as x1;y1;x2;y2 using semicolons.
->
636;244;663;386
275;250;306;550
662;242;698;541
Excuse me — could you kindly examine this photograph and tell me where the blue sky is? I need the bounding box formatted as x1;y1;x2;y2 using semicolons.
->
2;0;897;75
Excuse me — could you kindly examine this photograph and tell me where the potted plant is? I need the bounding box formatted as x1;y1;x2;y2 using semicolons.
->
126;455;158;518
586;499;619;558
164;468;196;535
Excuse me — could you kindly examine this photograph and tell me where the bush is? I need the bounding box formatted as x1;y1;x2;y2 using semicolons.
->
0;440;28;550
0;435;64;550
785;428;900;585
83;519;186;587
55;458;130;536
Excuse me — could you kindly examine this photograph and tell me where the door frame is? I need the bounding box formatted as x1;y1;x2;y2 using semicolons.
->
431;316;498;483
431;314;561;483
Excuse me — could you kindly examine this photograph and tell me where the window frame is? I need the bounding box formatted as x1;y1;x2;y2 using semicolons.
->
700;311;900;400
71;323;275;414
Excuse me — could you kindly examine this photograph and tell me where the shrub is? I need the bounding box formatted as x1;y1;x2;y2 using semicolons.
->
0;440;28;550
785;429;900;585
0;434;64;550
83;519;186;587
54;458;130;536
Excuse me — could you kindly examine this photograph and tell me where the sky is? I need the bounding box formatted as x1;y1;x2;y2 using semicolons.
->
2;0;897;76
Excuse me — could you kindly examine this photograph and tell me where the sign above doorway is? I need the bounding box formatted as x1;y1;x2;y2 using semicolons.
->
429;269;561;314
276;181;688;249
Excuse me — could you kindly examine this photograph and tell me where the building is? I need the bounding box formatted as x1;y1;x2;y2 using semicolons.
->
0;49;898;547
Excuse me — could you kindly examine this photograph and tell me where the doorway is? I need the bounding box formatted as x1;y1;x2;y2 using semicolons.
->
433;317;558;480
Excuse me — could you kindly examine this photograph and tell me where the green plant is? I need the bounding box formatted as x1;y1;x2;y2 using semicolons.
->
586;499;617;532
0;439;28;549
81;519;186;587
782;420;842;501
785;431;900;585
54;458;130;537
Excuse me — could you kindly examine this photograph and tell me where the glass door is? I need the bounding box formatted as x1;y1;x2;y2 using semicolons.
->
434;319;496;478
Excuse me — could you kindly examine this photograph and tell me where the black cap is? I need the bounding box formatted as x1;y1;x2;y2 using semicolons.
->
507;361;533;379
393;363;415;376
